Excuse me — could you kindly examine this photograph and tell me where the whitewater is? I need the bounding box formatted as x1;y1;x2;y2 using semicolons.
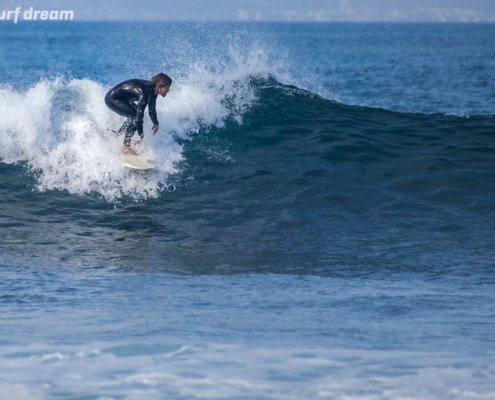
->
0;52;263;200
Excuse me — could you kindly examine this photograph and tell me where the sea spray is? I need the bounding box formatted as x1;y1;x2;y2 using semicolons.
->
0;54;264;200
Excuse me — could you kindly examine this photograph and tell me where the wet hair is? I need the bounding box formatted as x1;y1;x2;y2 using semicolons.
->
148;73;172;90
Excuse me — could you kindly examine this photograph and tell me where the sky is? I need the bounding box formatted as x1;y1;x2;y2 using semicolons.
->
1;0;495;22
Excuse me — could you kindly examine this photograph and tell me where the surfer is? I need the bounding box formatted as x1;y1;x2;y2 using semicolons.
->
105;73;172;155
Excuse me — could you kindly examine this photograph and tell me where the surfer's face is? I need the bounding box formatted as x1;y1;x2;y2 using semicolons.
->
158;85;171;97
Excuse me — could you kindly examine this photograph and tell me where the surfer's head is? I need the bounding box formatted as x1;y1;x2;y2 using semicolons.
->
149;73;172;97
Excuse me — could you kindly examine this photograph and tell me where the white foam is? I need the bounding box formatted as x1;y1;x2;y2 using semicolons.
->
1;343;494;400
39;353;64;362
0;47;268;201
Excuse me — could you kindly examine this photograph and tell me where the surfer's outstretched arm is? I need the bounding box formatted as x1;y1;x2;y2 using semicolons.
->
148;94;158;125
148;94;159;135
148;93;160;136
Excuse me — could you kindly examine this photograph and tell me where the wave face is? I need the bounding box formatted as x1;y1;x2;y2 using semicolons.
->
1;76;494;273
1;22;495;400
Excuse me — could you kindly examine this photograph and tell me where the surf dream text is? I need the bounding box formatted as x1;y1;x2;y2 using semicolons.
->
0;7;74;23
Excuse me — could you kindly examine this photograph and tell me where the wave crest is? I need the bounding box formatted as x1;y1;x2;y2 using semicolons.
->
0;49;267;201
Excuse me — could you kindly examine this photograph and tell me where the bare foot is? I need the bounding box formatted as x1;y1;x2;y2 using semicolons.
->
131;139;141;146
121;145;139;156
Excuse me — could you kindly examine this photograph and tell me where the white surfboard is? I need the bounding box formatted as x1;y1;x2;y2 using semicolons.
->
111;132;156;169
122;154;155;170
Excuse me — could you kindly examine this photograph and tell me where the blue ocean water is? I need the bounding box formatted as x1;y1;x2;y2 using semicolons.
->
0;22;495;399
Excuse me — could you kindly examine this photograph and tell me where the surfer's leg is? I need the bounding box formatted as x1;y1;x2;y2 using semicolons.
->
123;119;137;146
105;95;139;147
116;118;131;136
105;93;137;118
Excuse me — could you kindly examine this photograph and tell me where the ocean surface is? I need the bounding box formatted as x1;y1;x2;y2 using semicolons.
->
0;22;495;399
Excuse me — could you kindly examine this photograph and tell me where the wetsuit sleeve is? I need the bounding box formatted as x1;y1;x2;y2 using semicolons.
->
149;94;159;125
135;94;147;136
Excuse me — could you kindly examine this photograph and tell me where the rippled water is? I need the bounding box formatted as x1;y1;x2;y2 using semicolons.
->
0;22;494;399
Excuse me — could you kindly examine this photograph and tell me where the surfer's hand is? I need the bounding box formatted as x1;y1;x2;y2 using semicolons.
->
152;124;159;135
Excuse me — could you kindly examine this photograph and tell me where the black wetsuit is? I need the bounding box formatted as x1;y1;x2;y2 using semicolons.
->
105;79;158;146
